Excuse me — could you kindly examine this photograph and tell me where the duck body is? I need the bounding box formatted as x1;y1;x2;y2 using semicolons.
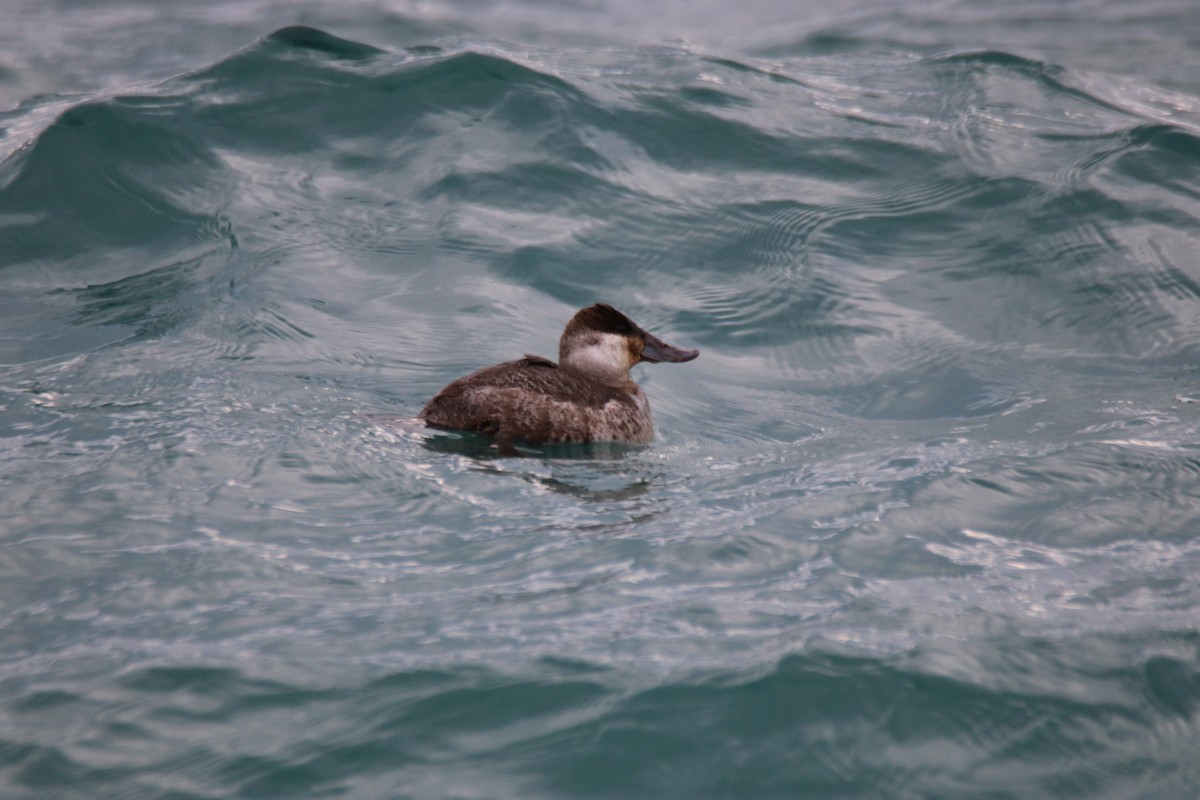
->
419;354;654;444
419;304;698;446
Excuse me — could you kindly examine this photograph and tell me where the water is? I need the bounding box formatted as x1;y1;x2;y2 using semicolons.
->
3;2;1200;797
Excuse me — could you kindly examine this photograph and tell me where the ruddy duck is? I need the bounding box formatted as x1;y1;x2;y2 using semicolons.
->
419;304;698;446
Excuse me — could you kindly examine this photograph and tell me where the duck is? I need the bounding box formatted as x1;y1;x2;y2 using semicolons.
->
419;304;698;446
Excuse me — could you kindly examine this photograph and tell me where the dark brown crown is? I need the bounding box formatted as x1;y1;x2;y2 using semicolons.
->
567;304;640;337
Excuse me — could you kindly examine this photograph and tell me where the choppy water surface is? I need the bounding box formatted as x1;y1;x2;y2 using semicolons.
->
3;2;1200;797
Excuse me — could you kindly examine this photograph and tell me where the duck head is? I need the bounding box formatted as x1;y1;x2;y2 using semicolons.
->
558;303;699;384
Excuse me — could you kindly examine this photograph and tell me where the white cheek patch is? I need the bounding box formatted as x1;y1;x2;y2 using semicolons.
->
570;333;634;376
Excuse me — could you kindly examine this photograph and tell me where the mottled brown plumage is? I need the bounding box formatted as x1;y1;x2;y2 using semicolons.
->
419;304;698;446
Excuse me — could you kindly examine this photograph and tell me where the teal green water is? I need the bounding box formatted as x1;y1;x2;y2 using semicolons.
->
3;4;1200;798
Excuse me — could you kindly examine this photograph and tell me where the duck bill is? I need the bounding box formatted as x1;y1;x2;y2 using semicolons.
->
641;334;699;363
